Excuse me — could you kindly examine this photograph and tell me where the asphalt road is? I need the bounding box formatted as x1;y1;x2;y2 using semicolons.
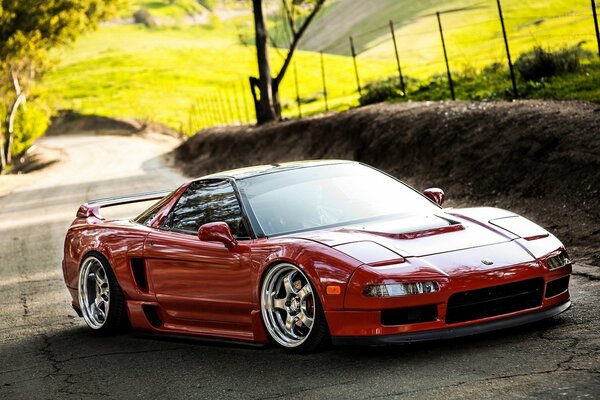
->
0;133;598;400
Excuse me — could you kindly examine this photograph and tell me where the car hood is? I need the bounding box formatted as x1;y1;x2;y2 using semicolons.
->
289;208;534;259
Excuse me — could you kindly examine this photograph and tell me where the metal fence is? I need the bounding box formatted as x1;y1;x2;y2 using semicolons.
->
187;0;600;133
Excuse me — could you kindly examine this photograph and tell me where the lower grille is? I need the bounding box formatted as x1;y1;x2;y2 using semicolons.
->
545;276;569;298
446;278;544;324
381;305;438;326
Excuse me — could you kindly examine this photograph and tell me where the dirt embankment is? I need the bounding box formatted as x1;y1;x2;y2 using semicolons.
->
175;100;600;265
45;110;182;137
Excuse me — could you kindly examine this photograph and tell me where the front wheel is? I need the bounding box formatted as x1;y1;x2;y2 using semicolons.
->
260;263;330;353
78;253;128;335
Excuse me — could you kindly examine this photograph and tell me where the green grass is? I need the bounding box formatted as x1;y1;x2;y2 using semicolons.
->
42;23;396;134
41;0;600;136
301;0;600;80
126;0;205;17
359;55;600;104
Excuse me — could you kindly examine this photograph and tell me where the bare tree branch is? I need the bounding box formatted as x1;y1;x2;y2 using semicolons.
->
12;71;22;96
274;0;325;85
4;72;27;166
281;0;296;35
279;5;293;47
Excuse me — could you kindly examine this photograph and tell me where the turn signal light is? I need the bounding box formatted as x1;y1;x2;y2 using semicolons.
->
326;285;341;295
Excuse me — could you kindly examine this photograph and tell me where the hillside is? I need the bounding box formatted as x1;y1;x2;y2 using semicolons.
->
39;0;600;135
175;100;600;266
41;18;395;133
300;0;455;55
301;0;599;78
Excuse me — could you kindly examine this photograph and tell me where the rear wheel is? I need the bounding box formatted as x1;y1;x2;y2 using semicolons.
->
78;254;127;335
261;263;329;353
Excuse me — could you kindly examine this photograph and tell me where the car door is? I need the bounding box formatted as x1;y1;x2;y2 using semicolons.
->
144;179;254;333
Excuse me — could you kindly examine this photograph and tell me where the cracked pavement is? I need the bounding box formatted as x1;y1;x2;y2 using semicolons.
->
0;133;599;399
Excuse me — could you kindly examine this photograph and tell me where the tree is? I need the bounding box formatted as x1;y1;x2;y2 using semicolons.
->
0;0;123;173
250;0;325;124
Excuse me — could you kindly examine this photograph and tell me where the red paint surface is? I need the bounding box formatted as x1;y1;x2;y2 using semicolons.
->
63;183;572;343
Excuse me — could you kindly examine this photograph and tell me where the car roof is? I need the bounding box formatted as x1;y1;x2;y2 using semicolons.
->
195;160;357;181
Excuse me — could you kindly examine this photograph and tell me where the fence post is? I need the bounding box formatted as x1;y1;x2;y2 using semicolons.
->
233;86;242;124
188;104;195;135
196;98;206;129
241;81;250;124
349;36;362;96
592;0;600;58
215;92;225;124
204;95;215;126
389;20;406;95
294;62;302;118
205;95;215;125
436;12;455;101
496;0;518;99
226;91;236;124
320;51;329;112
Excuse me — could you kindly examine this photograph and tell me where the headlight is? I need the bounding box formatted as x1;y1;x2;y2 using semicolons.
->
363;281;439;297
546;250;571;270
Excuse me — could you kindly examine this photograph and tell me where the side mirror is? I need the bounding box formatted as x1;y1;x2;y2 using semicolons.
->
423;188;445;206
198;222;237;249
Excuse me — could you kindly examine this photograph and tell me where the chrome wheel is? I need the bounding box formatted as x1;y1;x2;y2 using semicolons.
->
78;256;110;329
261;263;316;348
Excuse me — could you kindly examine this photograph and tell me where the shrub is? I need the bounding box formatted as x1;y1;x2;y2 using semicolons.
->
198;0;218;11
133;7;156;28
11;99;51;158
206;13;221;30
359;77;405;106
515;46;592;81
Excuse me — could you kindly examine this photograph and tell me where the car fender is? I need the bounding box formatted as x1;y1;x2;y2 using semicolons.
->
252;238;362;312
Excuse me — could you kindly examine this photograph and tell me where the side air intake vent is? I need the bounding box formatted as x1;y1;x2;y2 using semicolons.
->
130;258;148;292
142;305;163;328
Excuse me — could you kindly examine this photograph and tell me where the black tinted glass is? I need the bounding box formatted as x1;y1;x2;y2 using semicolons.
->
134;191;177;227
166;180;246;237
237;163;437;236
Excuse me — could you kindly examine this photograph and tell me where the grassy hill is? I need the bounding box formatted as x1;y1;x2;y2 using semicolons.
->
40;0;600;135
126;0;206;17
301;0;600;78
42;20;395;133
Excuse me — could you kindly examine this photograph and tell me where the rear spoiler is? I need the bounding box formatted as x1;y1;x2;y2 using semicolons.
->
76;190;172;219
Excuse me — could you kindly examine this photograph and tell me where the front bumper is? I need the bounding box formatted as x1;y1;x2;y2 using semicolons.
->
332;300;570;345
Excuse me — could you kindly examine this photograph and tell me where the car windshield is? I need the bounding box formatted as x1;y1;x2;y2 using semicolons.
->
237;163;439;236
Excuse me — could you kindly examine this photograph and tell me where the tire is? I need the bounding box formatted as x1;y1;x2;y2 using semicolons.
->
260;263;330;353
78;253;128;335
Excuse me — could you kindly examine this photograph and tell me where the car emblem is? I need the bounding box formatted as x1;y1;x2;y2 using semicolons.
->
481;258;494;265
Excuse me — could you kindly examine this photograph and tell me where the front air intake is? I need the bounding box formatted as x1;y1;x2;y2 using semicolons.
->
381;305;438;326
545;276;569;298
446;278;544;324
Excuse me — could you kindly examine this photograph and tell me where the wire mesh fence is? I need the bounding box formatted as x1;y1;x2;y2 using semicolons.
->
187;0;600;133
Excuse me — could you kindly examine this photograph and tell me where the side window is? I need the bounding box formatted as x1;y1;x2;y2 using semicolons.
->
133;191;177;227
164;180;249;238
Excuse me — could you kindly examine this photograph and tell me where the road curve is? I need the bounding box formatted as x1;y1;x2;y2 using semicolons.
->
0;132;598;399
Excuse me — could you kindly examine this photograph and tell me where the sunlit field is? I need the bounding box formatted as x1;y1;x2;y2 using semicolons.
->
41;0;600;133
42;22;395;132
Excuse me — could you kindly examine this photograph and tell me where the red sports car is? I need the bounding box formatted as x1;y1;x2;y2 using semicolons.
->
62;160;572;352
